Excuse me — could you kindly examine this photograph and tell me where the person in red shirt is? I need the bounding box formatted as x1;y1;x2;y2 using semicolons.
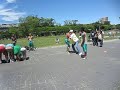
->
0;44;9;64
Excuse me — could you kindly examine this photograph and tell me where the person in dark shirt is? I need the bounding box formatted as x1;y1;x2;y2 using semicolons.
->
11;34;17;46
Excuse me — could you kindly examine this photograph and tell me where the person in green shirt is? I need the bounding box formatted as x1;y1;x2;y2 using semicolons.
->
65;33;70;54
14;45;29;61
13;45;21;61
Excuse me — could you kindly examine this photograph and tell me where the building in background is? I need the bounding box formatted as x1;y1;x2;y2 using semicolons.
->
0;24;18;32
99;17;110;24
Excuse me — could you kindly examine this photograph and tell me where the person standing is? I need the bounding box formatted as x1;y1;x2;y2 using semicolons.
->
80;28;88;59
69;30;82;56
11;34;17;46
98;30;104;47
90;31;95;46
94;30;98;46
28;33;34;51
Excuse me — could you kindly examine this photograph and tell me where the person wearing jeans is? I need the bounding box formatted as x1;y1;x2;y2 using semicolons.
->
69;30;82;56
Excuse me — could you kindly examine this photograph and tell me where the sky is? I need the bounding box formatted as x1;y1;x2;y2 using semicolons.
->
0;0;120;24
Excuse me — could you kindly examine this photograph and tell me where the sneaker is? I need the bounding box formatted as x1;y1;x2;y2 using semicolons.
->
78;52;82;56
6;59;10;63
26;57;29;60
67;52;70;54
10;59;15;63
82;57;86;59
0;60;2;64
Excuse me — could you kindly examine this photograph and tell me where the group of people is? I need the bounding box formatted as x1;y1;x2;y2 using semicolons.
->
0;44;29;64
65;28;87;59
0;34;34;64
90;29;104;47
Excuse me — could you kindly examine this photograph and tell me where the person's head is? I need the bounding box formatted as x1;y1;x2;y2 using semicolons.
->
69;30;73;35
29;33;32;36
80;27;85;33
66;33;70;38
12;34;15;37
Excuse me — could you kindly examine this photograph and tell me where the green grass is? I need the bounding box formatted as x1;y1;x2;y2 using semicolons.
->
0;35;66;47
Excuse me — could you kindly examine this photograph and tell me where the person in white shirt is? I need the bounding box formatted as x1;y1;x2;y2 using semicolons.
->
69;30;82;56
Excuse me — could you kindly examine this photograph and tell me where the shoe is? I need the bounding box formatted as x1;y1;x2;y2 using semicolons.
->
10;59;15;63
26;57;29;60
67;52;70;54
0;60;2;64
79;52;82;56
6;59;10;63
82;57;86;59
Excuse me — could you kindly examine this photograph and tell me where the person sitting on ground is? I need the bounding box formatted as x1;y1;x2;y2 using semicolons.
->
65;33;70;54
5;43;15;62
0;44;9;64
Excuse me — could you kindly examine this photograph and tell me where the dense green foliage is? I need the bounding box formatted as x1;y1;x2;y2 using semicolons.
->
0;15;120;38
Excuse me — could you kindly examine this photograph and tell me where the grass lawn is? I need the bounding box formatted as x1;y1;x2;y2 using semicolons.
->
0;35;66;47
0;34;119;48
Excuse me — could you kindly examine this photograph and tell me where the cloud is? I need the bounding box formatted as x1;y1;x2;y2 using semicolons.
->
6;0;16;3
0;8;26;21
0;1;26;22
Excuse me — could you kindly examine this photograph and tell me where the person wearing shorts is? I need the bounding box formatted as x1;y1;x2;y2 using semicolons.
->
81;28;88;59
69;30;82;56
5;44;14;62
28;33;34;51
0;44;8;64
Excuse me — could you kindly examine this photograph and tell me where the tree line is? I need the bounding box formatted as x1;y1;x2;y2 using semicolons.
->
0;16;120;38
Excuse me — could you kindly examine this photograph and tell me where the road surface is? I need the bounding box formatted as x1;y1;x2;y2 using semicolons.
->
0;40;120;90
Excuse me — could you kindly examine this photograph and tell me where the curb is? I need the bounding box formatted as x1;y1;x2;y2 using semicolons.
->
37;39;119;49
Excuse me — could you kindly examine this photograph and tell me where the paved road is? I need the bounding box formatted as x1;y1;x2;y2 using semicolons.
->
0;40;120;90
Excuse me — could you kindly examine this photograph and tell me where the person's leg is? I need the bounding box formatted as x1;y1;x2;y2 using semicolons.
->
0;53;2;64
31;41;35;50
72;44;76;53
66;44;70;53
28;41;31;51
9;50;15;62
83;44;87;56
75;41;82;55
22;50;26;60
3;50;9;63
100;39;103;47
96;38;98;46
92;38;95;46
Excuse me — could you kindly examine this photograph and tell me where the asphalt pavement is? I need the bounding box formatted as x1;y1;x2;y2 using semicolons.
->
0;40;120;90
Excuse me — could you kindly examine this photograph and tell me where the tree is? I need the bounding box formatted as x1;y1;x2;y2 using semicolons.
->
39;17;55;27
18;16;40;36
64;20;79;26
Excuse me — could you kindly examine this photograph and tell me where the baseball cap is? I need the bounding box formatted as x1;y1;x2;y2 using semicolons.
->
69;30;73;32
